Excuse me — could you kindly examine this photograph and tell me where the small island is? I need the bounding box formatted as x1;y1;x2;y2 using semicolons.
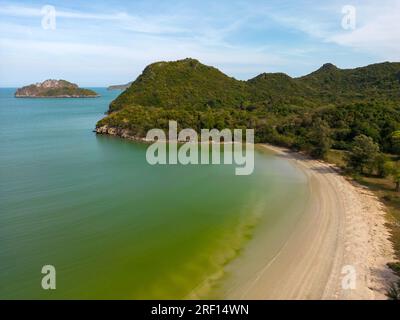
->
107;81;132;91
15;79;99;98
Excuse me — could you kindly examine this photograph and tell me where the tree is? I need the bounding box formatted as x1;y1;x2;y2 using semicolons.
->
384;161;400;191
347;134;380;174
391;130;400;154
373;153;390;178
308;118;332;159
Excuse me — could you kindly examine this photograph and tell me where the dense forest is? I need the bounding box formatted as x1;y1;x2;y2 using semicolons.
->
97;58;400;159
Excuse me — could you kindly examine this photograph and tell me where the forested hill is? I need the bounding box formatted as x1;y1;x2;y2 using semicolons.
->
299;62;400;104
97;58;400;156
108;58;400;112
108;58;248;112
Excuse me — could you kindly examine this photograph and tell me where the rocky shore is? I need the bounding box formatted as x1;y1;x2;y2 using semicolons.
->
95;125;142;141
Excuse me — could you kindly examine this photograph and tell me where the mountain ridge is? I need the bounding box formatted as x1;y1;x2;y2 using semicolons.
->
107;58;400;113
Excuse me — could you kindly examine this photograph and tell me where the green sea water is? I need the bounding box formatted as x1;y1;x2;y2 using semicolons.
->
0;88;308;299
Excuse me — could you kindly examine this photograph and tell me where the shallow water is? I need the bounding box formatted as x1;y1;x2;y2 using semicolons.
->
0;88;308;299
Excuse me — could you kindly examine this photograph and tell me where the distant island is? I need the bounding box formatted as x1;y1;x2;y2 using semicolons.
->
15;79;99;98
107;82;132;91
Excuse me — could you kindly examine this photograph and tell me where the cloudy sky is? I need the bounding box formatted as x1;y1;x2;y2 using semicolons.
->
0;0;399;86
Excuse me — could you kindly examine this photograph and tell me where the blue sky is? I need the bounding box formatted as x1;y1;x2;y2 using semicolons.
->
0;0;399;86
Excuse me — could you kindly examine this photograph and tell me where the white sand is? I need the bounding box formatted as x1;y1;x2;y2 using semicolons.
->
224;144;397;299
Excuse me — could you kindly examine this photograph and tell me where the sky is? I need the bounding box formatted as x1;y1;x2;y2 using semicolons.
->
0;0;399;87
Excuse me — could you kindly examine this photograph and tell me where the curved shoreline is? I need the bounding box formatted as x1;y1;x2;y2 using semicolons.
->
93;131;397;299
223;144;397;299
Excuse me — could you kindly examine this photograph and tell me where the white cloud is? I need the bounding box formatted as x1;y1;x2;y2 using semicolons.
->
261;0;400;61
326;2;400;60
0;4;186;34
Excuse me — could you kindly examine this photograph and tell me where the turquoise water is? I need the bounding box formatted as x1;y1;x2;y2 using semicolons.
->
0;88;308;299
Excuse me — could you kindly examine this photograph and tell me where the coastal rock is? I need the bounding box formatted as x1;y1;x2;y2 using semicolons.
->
95;125;110;134
95;125;143;142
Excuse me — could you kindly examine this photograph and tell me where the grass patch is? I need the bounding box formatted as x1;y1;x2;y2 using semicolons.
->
326;149;348;169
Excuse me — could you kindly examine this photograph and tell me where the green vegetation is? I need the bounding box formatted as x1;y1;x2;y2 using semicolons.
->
386;279;400;300
385;162;400;191
34;87;98;97
99;58;400;156
107;82;133;91
298;62;400;104
97;105;264;141
109;59;249;112
346;134;380;174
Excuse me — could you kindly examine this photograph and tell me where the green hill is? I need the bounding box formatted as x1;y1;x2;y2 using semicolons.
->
108;59;400;113
299;62;400;104
109;58;248;112
97;58;400;153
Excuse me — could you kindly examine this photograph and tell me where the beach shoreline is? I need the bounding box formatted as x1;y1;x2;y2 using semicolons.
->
222;144;397;299
94;129;398;299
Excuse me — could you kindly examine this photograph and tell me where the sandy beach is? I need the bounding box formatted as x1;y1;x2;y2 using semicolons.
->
224;144;397;300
